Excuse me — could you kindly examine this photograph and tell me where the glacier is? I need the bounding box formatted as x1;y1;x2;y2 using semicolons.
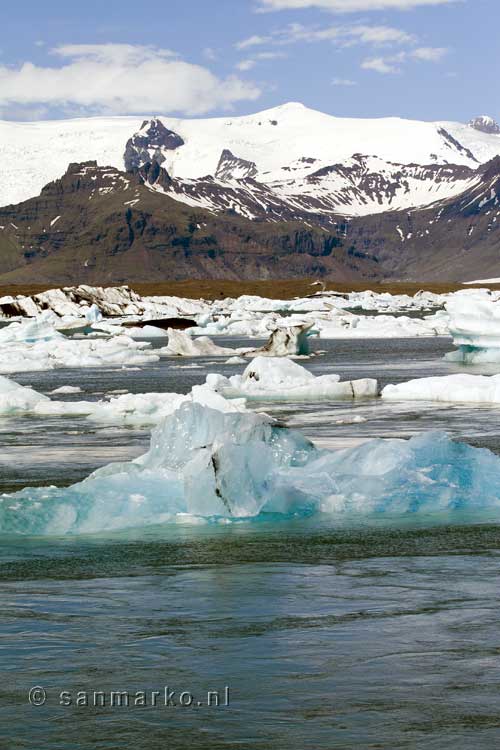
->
2;103;499;210
2;400;500;535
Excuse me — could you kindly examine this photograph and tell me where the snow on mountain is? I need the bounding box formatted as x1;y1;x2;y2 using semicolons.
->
268;155;478;216
123;117;185;171
468;116;500;136
1;102;500;214
215;149;258;181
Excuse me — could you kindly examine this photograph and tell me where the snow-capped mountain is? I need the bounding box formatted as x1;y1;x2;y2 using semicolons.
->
1;102;500;215
468;116;500;135
0;153;499;284
1;102;500;285
344;155;500;282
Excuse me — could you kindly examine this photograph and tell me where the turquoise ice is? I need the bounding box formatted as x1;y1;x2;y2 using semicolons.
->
2;401;500;535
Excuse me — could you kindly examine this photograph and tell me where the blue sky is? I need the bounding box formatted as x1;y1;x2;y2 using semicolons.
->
0;0;497;122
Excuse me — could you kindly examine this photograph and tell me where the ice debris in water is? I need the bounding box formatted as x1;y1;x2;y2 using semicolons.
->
162;323;314;357
84;303;102;324
446;294;500;363
0;311;159;374
0;374;245;426
2;401;500;535
206;356;378;401
49;385;83;395
383;373;500;404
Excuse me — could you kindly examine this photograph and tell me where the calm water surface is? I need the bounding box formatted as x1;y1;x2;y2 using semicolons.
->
2;336;500;749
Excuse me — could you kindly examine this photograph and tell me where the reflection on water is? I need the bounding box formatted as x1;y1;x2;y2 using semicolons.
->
3;336;500;748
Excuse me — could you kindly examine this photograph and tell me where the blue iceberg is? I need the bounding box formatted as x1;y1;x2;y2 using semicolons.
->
2;402;500;535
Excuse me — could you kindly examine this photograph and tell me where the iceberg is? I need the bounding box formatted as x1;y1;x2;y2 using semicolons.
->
0;310;62;344
2;401;500;535
383;373;500;404
0;312;159;374
0;374;244;426
315;311;449;339
84;303;102;324
162;328;238;356
251;323;313;356
0;375;52;416
206;356;378;401
89;384;247;426
162;323;315;358
445;293;500;363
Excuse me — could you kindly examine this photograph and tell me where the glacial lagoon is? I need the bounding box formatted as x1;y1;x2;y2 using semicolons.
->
3;337;500;748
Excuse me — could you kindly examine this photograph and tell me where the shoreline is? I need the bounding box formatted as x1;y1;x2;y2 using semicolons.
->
2;279;500;301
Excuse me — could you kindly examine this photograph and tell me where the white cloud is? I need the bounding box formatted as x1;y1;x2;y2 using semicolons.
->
362;54;404;73
351;25;415;45
257;0;459;12
0;43;261;118
237;23;415;50
53;43;176;64
332;77;358;85
256;51;288;59
236;51;287;72
237;35;272;50
237;59;257;71
236;21;448;79
411;45;448;61
362;46;448;73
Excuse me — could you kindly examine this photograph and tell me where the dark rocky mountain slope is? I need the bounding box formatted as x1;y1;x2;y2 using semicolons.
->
0;162;378;284
0;156;499;284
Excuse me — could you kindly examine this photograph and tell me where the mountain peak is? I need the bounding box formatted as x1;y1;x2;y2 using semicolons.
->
468;115;500;135
124;118;185;171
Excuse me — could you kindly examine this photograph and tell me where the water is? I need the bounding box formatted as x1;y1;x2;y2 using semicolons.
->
3;336;500;748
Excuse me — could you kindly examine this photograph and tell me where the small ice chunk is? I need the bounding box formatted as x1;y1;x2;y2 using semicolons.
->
383;373;500;404
225;356;247;365
50;385;83;395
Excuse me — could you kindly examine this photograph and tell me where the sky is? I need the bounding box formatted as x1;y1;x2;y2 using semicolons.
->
0;0;497;123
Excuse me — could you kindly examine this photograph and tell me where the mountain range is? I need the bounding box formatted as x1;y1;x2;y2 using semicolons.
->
0;103;499;284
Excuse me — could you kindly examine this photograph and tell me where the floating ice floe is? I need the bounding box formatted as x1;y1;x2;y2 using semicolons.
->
0;285;461;342
89;385;247;425
0;285;211;321
188;304;449;339
3;402;500;535
251;323;313;356
0;312;159;374
313;310;449;339
446;292;500;363
0;376;53;416
383;373;500;404
162;329;238;356
206;356;378;401
49;385;83;395
0;374;246;426
161;323;314;357
121;325;170;340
